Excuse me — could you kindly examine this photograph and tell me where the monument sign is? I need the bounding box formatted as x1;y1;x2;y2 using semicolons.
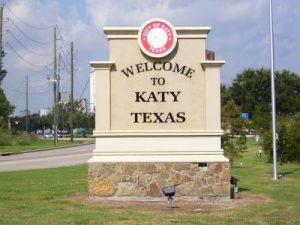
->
88;18;230;200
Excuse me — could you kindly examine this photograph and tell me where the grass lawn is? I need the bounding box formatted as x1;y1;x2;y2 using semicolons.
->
0;138;299;225
0;139;92;154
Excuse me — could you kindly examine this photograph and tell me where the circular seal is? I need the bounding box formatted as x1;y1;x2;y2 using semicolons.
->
138;18;177;58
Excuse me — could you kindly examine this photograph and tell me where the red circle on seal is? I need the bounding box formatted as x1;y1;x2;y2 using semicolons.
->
138;19;177;58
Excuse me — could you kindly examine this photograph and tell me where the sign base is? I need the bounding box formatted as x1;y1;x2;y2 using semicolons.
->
88;162;230;200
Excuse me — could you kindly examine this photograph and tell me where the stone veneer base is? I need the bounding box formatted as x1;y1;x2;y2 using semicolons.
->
88;162;230;200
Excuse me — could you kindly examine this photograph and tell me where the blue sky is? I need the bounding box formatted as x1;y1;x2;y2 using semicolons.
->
1;0;299;115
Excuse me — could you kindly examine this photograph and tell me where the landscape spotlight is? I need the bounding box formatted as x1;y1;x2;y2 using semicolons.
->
163;186;175;208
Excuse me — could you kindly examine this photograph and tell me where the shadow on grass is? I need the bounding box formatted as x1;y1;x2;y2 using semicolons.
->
281;167;300;177
238;187;250;192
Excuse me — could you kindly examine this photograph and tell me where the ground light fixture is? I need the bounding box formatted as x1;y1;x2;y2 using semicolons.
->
163;186;175;208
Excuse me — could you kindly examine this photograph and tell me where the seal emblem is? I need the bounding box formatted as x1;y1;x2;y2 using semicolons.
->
138;18;177;58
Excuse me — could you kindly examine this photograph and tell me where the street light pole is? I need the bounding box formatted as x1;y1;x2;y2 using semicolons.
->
53;26;58;146
269;0;278;180
70;42;74;143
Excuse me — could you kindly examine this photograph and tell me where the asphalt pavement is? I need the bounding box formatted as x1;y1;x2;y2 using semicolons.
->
0;144;94;172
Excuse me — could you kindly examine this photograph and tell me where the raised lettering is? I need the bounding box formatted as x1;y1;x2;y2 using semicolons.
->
135;92;147;102
144;62;153;72
185;68;195;78
143;113;152;123
153;61;162;70
131;112;141;123
176;112;186;123
135;63;144;73
130;112;186;124
165;112;176;123
147;92;158;102
153;113;164;123
157;92;167;102
173;63;187;75
162;62;172;71
170;91;181;102
120;62;195;78
121;66;134;77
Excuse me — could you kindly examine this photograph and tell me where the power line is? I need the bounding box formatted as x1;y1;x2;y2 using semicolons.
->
79;73;92;100
59;45;70;64
56;26;70;54
28;80;49;88
7;43;52;68
3;76;26;104
60;55;71;73
58;44;71;69
8;30;52;56
9;19;52;45
4;4;53;30
3;85;51;95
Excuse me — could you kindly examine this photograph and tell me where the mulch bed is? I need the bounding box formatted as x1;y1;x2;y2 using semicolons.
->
66;192;272;212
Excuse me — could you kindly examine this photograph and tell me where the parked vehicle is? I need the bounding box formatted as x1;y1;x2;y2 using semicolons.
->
44;133;53;138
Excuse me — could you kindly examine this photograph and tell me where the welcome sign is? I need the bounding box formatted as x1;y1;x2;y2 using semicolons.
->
88;19;230;200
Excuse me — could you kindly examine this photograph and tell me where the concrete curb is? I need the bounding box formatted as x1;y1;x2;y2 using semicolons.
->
0;142;95;156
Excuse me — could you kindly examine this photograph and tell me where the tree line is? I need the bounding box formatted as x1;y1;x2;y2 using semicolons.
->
10;101;95;134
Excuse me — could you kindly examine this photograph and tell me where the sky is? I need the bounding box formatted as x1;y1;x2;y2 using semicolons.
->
0;0;299;116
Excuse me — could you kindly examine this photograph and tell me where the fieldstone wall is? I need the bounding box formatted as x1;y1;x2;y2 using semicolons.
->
88;162;230;200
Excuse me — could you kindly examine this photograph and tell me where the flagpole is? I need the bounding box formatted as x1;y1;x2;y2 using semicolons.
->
269;0;278;180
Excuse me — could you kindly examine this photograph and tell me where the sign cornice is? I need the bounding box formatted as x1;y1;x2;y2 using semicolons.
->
103;27;211;39
90;61;115;70
200;60;226;68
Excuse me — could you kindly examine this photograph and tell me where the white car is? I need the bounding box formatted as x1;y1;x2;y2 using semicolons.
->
44;133;53;138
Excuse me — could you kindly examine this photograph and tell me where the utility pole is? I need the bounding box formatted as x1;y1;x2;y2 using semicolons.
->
57;53;61;103
26;75;28;132
57;53;61;131
70;42;74;143
0;6;3;79
53;26;58;146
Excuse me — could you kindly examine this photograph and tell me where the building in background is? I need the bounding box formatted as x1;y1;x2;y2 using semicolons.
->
78;98;87;112
205;49;215;60
39;108;50;117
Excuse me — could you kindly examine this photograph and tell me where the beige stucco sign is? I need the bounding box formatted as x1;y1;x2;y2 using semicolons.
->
88;19;230;200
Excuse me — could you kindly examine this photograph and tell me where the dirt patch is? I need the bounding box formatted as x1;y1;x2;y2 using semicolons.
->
66;192;272;212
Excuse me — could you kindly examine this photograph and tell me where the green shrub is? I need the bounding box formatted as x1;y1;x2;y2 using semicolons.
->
15;133;38;146
0;133;12;146
262;114;300;164
29;133;39;143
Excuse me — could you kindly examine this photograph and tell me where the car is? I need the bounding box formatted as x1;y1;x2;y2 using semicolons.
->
44;133;53;138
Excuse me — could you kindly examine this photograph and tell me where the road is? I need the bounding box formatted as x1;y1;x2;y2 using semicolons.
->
0;144;94;172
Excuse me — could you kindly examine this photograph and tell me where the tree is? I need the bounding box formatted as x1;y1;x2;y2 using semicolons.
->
0;50;6;86
229;68;300;116
262;114;300;163
251;103;271;131
276;70;300;115
0;88;13;118
0;88;14;129
221;84;231;106
229;68;271;114
221;100;246;165
0;49;14;130
57;100;94;132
